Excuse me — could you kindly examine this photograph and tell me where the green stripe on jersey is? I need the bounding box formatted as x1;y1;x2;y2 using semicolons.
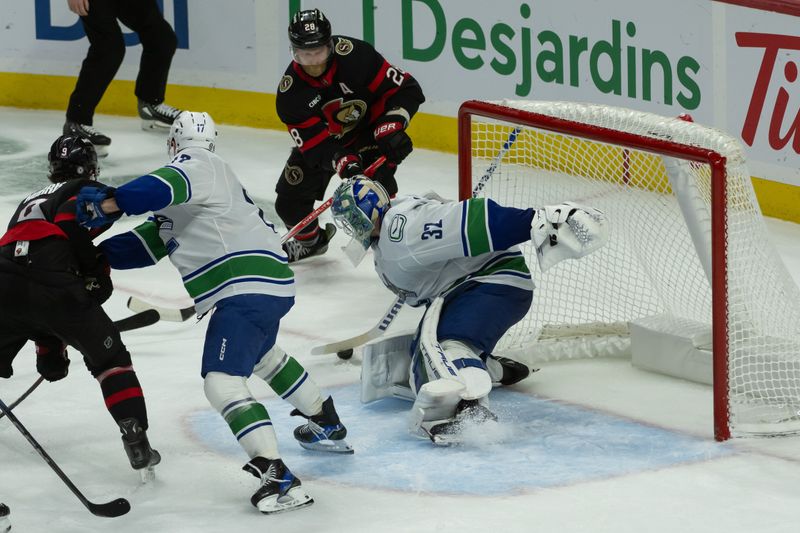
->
268;357;305;396
224;402;270;436
465;198;490;256
184;254;293;299
473;255;530;278
133;221;168;261
150;166;190;205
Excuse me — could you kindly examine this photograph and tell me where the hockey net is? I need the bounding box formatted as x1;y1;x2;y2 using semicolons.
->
458;100;800;440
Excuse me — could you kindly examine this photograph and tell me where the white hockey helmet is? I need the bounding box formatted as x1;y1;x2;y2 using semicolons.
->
167;111;217;157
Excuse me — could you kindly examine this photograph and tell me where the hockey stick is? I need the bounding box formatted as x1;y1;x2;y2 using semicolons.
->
122;157;390;322
0;397;130;518
114;309;161;332
0;376;44;421
312;128;523;357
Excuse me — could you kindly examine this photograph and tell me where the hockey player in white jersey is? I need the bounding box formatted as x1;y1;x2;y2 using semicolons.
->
331;177;608;444
75;111;352;514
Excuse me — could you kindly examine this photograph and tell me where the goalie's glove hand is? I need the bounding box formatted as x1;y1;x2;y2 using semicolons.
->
35;339;70;383
334;152;364;180
76;185;122;228
531;202;608;272
373;114;413;164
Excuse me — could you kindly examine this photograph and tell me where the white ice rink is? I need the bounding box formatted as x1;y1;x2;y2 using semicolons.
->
1;107;800;533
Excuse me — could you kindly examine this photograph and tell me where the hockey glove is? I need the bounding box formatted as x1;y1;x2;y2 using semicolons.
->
373;114;413;164
77;185;122;228
85;254;113;304
334;152;364;180
0;359;12;379
35;339;70;382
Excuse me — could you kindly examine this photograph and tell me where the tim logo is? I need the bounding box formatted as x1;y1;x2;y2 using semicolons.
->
34;0;189;49
736;32;800;154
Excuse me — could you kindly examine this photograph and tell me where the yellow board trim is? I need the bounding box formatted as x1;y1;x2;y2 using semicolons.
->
0;71;796;223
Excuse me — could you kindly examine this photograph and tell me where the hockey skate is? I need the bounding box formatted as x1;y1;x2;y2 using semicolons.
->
138;100;182;130
0;502;10;533
118;418;161;483
291;396;353;454
426;399;499;446
282;223;337;263
243;457;313;514
63;121;110;158
487;355;537;386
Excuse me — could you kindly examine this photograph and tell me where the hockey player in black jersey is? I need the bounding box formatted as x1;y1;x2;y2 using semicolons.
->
275;8;425;262
0;135;160;475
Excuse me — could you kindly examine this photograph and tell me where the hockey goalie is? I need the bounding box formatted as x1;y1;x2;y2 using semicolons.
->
330;177;608;444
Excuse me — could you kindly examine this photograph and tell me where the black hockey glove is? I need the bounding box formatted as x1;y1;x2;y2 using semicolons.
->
373;114;413;164
76;184;122;228
85;253;113;304
334;152;364;180
35;339;70;382
0;359;12;379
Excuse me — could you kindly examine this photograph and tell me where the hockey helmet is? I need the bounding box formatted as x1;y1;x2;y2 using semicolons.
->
47;135;99;183
168;111;217;157
288;9;333;66
331;177;391;266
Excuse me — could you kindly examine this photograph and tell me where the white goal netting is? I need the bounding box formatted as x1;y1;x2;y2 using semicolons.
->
462;100;800;438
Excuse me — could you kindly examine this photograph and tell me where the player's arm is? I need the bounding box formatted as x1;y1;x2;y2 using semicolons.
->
54;190;109;273
98;219;169;270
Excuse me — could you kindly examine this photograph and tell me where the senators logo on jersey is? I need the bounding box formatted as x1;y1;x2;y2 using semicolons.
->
322;98;367;137
334;37;354;56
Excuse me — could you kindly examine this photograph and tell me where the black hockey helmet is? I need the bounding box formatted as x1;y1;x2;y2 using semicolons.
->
48;135;99;183
288;8;332;50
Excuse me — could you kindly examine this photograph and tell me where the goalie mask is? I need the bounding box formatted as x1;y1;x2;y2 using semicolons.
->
168;111;217;158
47;135;99;183
332;177;391;266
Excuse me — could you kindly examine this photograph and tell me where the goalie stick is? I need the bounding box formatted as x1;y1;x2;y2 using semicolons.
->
0;397;131;518
121;156;390;322
312;127;523;357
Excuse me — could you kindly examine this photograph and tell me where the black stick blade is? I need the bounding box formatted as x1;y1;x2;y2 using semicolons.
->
88;498;130;518
115;309;161;332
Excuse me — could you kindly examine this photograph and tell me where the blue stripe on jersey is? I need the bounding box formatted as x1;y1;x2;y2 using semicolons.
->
183;249;288;281
165;165;193;202
115;174;173;215
194;276;295;304
486;200;536;251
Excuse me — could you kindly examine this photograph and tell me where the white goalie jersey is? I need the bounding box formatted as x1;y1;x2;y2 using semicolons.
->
371;195;534;307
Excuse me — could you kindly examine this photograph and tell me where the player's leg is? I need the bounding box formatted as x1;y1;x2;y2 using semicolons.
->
42;280;159;471
275;148;337;262
201;294;313;513
117;0;181;129
64;0;123;150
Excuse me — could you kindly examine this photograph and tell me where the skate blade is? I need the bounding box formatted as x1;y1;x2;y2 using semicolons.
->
94;145;110;158
140;119;171;131
139;465;156;484
298;439;354;454
257;488;314;515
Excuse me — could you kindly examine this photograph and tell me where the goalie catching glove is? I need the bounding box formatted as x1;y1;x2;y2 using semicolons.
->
531;202;608;272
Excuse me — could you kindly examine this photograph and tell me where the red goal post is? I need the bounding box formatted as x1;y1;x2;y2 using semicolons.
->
457;99;800;441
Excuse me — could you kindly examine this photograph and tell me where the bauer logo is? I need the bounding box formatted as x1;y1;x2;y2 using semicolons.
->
34;0;189;49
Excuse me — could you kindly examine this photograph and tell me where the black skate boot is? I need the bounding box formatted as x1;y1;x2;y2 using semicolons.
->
487;355;536;386
63;121;110;158
282;223;336;263
137;100;182;130
427;399;499;445
242;457;313;514
118;417;161;478
291;396;353;454
0;502;10;533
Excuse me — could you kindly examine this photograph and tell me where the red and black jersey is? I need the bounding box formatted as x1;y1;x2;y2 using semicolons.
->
276;35;425;169
0;179;107;275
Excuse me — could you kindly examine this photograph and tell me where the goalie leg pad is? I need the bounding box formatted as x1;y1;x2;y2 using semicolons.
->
360;332;415;404
531;202;609;272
